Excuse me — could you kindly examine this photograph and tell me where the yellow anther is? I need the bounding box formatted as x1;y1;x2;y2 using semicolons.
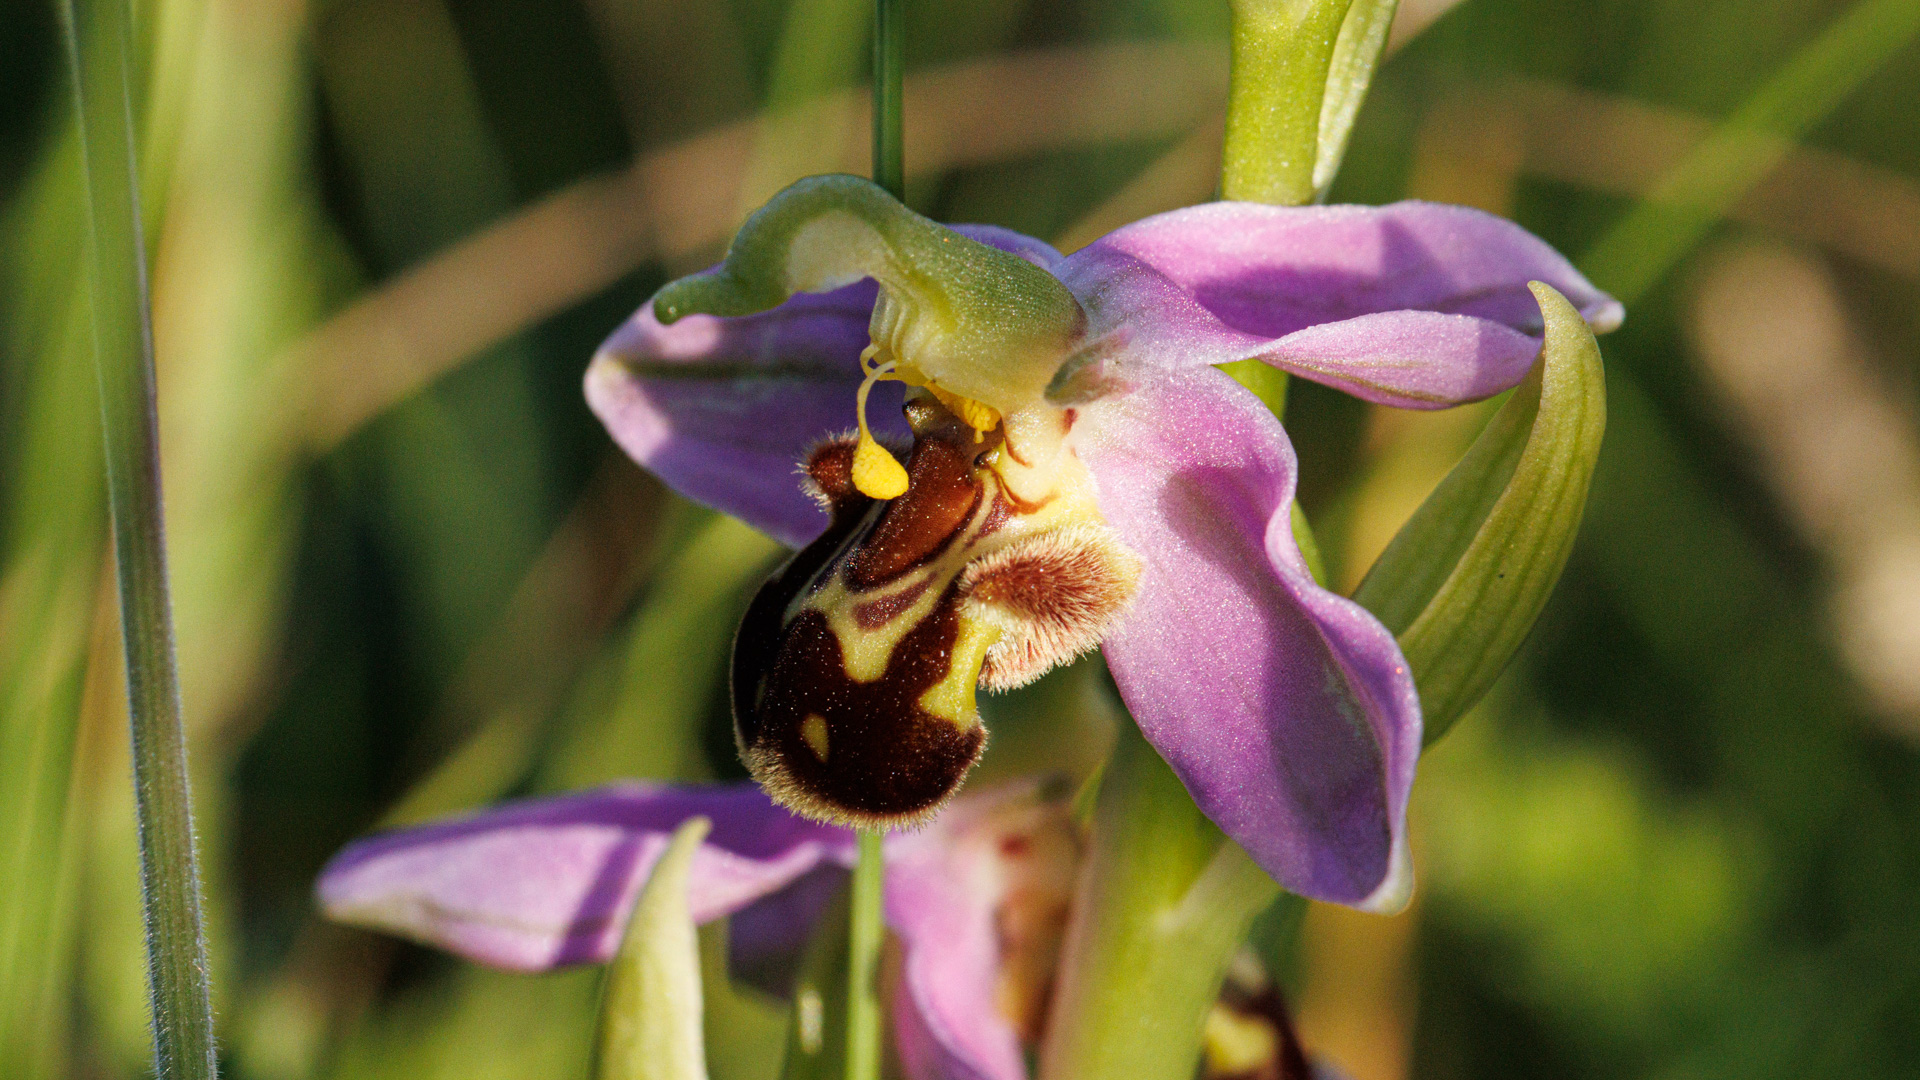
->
849;339;995;492
853;350;911;499
927;385;1001;442
882;356;999;442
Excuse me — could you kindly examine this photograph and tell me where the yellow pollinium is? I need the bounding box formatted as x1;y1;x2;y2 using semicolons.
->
851;342;1002;499
853;343;912;499
852;433;910;500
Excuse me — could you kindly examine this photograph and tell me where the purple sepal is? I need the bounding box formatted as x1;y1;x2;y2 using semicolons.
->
1059;200;1621;408
1073;368;1418;910
316;783;855;971
587;281;898;547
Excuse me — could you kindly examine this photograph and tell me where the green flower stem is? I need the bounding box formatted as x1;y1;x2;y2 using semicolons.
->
58;0;217;1077
871;0;904;199
1038;721;1283;1080
1220;0;1356;205
844;830;885;1080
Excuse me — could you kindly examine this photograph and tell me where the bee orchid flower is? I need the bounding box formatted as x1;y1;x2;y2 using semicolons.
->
583;176;1620;911
317;781;1328;1080
319;782;1078;1080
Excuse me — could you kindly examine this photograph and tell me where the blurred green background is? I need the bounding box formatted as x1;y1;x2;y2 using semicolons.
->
4;0;1919;1077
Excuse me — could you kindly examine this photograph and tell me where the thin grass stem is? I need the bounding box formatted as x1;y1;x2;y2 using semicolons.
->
838;9;905;1077
844;830;886;1080
57;0;217;1076
872;0;905;199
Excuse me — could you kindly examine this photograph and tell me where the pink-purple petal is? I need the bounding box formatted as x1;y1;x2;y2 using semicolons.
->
1058;200;1621;408
886;792;1035;1080
1072;367;1419;910
587;226;1066;547
316;783;855;971
1260;310;1544;408
587;281;893;547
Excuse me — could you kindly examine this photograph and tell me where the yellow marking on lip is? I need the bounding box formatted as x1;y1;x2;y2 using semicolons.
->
814;569;948;683
800;404;1114;704
915;615;1000;727
801;713;830;761
804;459;1001;684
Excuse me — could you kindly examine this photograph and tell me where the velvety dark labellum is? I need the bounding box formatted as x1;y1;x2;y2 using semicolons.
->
854;577;932;629
730;474;870;757
844;435;982;589
732;408;994;827
749;599;983;821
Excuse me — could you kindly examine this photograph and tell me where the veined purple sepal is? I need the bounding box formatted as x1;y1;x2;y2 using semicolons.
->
1071;367;1418;911
1056;200;1620;408
315;783;855;971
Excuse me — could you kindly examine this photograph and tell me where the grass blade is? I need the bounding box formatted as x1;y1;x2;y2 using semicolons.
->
1582;0;1920;303
58;0;217;1075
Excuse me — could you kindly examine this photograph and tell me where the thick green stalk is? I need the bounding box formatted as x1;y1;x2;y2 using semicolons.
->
59;0;217;1077
844;831;886;1080
1220;0;1356;205
871;0;905;199
1038;722;1282;1080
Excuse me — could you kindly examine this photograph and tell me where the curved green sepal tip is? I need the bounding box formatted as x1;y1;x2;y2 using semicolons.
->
593;816;711;1080
1353;281;1607;745
651;175;1083;405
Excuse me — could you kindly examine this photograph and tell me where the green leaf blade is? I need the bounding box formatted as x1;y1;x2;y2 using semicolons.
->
1313;0;1401;199
1355;281;1607;743
594;816;713;1080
